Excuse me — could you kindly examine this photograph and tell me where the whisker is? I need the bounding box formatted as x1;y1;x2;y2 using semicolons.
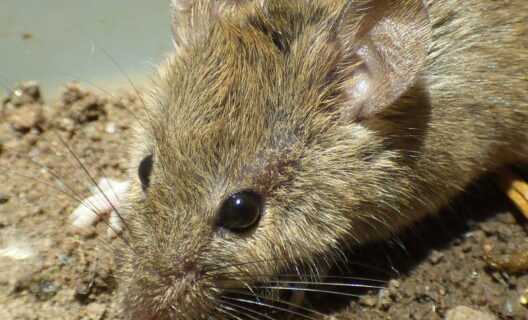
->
5;153;115;237
48;129;131;237
0;168;126;244
3;146;91;207
0;80;13;94
219;298;275;320
52;69;143;125
215;305;244;320
335;259;398;276
1;168;84;208
238;279;263;305
202;258;290;276
35;66;157;216
219;300;266;320
203;258;396;279
3;83;131;238
217;288;325;318
220;293;320;320
91;41;162;147
231;278;389;291
247;285;368;299
216;273;390;285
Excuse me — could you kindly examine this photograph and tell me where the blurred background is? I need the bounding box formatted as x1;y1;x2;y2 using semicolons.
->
0;0;172;100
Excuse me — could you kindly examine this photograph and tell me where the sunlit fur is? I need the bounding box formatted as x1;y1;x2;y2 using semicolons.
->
117;0;527;319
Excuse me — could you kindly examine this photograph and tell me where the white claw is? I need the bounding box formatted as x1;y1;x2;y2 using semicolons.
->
69;178;129;233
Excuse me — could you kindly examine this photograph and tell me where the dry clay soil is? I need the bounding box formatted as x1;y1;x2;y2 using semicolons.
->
0;82;527;320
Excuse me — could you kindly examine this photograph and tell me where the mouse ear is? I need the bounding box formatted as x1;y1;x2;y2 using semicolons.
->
333;0;431;122
170;0;246;49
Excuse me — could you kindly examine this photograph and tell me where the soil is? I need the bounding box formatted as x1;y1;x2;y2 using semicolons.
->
0;81;527;320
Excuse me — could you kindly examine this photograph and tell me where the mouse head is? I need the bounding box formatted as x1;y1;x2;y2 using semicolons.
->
118;0;430;318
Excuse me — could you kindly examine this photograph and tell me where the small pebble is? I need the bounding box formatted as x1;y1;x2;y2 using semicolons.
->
377;289;392;310
60;82;85;104
445;306;497;320
6;104;42;132
31;281;57;301
7;81;41;106
70;98;106;123
358;295;377;307
429;250;445;264
388;279;401;298
0;194;9;204
105;122;117;133
83;302;108;320
520;288;528;306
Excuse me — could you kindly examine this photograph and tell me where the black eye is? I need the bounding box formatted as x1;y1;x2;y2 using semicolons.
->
138;154;153;189
219;191;262;231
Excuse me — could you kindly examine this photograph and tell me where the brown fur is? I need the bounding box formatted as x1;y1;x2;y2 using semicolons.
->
117;0;528;318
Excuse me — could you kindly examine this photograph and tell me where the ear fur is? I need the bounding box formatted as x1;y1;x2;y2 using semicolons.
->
170;0;252;49
170;0;214;49
335;0;431;122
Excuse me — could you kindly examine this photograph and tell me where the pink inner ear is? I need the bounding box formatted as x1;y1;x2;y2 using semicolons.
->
335;0;431;123
341;42;387;122
341;66;374;123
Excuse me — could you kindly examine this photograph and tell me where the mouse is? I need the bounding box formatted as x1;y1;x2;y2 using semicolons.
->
68;0;528;318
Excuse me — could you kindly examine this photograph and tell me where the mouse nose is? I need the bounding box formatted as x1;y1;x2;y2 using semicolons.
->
182;259;197;273
149;255;200;288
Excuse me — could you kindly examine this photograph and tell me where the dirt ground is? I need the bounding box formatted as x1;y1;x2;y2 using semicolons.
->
0;81;527;320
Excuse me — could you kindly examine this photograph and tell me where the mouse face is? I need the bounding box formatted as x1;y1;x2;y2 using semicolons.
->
117;0;432;318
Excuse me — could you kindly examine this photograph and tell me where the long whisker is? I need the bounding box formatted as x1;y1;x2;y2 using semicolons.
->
1;169;84;207
217;288;325;318
246;285;369;298
335;259;398;276
3;146;90;205
231;279;389;291
219;298;276;320
216;273;391;285
0;168;126;244
48;69;143;125
218;300;266;320
215;305;244;320
34;69;148;220
91;41;162;147
204;258;396;278
201;258;287;276
30;64;143;128
238;279;263;305
0;82;14;95
4;148;116;230
3;84;131;237
48;129;131;236
220;293;320;320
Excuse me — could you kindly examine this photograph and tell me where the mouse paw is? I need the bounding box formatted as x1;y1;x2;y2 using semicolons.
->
495;168;528;219
488;169;528;274
69;178;129;235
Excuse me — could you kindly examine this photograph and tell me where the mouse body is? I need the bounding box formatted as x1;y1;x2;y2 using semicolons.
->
102;0;528;318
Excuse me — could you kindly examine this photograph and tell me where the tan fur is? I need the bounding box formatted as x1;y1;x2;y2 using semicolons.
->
117;0;528;318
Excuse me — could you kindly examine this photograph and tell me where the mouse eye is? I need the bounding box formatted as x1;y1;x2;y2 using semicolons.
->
138;154;153;189
219;191;262;231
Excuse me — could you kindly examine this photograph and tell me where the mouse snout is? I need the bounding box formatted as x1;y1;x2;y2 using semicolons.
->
121;253;215;320
144;253;202;288
166;257;198;284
